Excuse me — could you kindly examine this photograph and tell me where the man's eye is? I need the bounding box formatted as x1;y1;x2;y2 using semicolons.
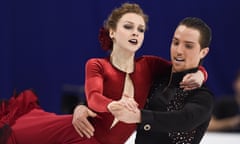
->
172;41;179;45
185;44;193;49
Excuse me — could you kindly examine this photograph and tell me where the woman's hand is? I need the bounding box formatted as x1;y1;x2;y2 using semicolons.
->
72;105;97;138
180;70;204;91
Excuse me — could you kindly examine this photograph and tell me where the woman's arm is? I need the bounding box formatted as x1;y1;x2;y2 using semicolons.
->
145;55;208;90
85;59;113;112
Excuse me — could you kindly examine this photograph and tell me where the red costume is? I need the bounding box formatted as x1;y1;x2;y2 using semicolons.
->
85;56;171;144
3;55;209;143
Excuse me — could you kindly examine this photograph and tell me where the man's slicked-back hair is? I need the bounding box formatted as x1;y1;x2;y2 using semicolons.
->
179;17;212;49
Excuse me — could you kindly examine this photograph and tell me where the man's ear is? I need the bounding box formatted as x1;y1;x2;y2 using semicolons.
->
200;47;209;59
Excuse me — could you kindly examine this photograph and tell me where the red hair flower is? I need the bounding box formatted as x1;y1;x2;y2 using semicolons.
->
98;27;113;51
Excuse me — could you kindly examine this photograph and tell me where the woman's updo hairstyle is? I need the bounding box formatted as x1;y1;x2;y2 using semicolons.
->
98;3;148;51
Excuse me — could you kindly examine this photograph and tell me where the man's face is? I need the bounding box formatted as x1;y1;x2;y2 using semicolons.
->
170;25;209;72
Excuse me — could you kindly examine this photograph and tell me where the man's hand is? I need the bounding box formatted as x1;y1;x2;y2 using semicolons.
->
107;95;138;128
180;70;204;91
72;105;97;138
107;93;138;113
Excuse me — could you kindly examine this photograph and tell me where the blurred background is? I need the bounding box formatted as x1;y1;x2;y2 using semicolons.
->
0;0;239;114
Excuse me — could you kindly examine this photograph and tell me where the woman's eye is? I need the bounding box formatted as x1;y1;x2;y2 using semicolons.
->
123;25;133;29
138;28;145;33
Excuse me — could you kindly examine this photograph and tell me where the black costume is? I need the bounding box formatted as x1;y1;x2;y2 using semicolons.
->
135;68;214;144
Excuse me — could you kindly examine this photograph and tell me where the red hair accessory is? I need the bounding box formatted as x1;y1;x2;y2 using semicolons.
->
98;27;113;51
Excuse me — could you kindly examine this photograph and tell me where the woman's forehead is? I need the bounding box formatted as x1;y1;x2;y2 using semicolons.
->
118;13;145;26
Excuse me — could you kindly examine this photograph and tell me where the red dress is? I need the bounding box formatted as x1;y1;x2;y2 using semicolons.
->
0;55;171;144
84;56;171;144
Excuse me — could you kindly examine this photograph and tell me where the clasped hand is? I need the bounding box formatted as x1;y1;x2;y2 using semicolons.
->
107;94;141;123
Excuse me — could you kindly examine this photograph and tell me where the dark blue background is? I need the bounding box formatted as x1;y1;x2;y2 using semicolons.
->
1;0;239;113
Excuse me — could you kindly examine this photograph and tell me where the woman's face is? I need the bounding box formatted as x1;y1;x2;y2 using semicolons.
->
170;25;209;72
109;13;146;53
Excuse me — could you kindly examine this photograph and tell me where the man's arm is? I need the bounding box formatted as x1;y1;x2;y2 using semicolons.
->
111;87;214;132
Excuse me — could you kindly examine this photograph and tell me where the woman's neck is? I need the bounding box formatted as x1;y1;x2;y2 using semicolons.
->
110;49;135;73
